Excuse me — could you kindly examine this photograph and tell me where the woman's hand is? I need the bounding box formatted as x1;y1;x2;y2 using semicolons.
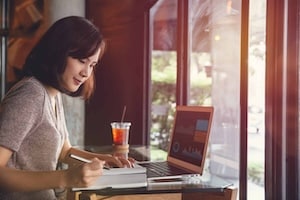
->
61;146;136;169
97;154;135;168
65;158;105;188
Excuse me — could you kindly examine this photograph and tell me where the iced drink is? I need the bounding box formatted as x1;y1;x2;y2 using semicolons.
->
111;122;131;149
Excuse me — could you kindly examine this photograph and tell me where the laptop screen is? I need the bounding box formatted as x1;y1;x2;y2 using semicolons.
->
168;106;213;172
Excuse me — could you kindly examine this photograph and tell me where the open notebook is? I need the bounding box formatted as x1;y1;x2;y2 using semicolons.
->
138;105;214;181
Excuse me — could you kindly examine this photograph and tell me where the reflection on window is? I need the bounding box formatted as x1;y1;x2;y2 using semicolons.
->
188;0;242;194
150;1;265;199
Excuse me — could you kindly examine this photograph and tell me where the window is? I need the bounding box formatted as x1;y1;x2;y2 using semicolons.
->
150;0;266;199
150;0;178;160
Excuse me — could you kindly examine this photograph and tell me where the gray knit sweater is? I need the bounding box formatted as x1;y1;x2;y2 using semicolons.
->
0;77;68;200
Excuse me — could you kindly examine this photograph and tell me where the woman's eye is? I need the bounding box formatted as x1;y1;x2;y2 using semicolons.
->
78;59;86;64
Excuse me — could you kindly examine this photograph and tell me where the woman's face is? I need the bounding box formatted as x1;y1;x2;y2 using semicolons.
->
61;48;101;92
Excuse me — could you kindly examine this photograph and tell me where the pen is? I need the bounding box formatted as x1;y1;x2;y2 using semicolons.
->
69;154;110;170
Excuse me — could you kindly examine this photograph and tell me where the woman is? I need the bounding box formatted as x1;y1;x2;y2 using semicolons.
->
0;16;133;199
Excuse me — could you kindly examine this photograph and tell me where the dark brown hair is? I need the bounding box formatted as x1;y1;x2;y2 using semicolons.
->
22;16;105;100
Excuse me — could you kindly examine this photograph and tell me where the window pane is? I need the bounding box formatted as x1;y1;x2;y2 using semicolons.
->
150;0;177;160
188;0;241;196
248;0;265;199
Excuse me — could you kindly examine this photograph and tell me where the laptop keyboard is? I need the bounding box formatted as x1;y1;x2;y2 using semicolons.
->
139;161;189;178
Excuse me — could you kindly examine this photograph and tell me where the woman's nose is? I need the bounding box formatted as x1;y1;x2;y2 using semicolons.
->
80;71;88;77
80;65;92;77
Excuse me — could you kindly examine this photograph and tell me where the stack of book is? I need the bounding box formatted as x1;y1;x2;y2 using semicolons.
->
72;165;147;191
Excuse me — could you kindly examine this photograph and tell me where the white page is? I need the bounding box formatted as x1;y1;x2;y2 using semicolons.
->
72;173;147;191
103;164;146;175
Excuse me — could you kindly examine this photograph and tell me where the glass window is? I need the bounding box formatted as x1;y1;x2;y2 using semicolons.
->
150;0;265;199
150;0;177;161
188;0;242;195
247;0;265;199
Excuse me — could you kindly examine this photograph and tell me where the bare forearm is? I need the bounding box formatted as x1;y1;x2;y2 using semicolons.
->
0;167;67;192
58;141;124;167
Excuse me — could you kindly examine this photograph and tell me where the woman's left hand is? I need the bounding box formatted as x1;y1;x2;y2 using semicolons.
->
97;154;135;168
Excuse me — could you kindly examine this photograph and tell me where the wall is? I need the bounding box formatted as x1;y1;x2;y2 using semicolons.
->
85;0;153;146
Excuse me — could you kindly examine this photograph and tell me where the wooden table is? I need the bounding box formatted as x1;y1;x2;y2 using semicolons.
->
70;186;237;200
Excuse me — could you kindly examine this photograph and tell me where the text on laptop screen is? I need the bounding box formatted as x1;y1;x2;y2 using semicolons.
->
169;110;211;166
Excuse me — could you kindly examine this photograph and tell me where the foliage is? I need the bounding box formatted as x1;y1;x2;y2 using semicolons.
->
150;51;212;151
248;161;264;185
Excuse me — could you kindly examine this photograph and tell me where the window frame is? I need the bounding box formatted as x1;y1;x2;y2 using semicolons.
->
240;0;249;199
265;0;300;199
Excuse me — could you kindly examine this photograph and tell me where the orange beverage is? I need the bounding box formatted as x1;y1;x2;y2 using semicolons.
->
112;128;127;145
111;122;131;148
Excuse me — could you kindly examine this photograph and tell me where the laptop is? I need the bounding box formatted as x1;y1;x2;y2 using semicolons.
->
138;105;214;180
